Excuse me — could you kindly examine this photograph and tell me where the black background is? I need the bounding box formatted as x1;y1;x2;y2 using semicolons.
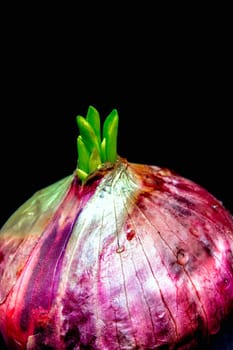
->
0;4;232;349
0;7;233;224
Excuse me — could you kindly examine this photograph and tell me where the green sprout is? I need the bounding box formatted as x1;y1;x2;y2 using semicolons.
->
76;106;119;182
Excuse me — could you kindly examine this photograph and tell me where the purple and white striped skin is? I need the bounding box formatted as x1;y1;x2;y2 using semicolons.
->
0;158;233;349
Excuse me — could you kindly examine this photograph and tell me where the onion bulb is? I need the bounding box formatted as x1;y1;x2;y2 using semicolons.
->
0;106;233;350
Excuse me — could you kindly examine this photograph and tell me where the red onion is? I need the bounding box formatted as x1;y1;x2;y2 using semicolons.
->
0;106;233;349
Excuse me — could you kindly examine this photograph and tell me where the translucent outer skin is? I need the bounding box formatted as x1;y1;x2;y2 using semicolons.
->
0;158;233;349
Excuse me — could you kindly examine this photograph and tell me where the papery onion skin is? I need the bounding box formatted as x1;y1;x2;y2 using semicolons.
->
0;158;233;349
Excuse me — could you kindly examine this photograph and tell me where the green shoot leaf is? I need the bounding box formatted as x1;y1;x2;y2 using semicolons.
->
100;137;106;163
103;109;119;163
76;116;100;155
76;106;119;182
77;136;89;174
86;106;101;144
89;148;101;173
76;169;88;182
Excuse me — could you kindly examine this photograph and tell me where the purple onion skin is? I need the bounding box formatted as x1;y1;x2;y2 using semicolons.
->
0;158;233;349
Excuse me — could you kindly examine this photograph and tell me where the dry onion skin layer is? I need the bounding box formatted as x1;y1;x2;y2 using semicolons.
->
0;107;233;350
